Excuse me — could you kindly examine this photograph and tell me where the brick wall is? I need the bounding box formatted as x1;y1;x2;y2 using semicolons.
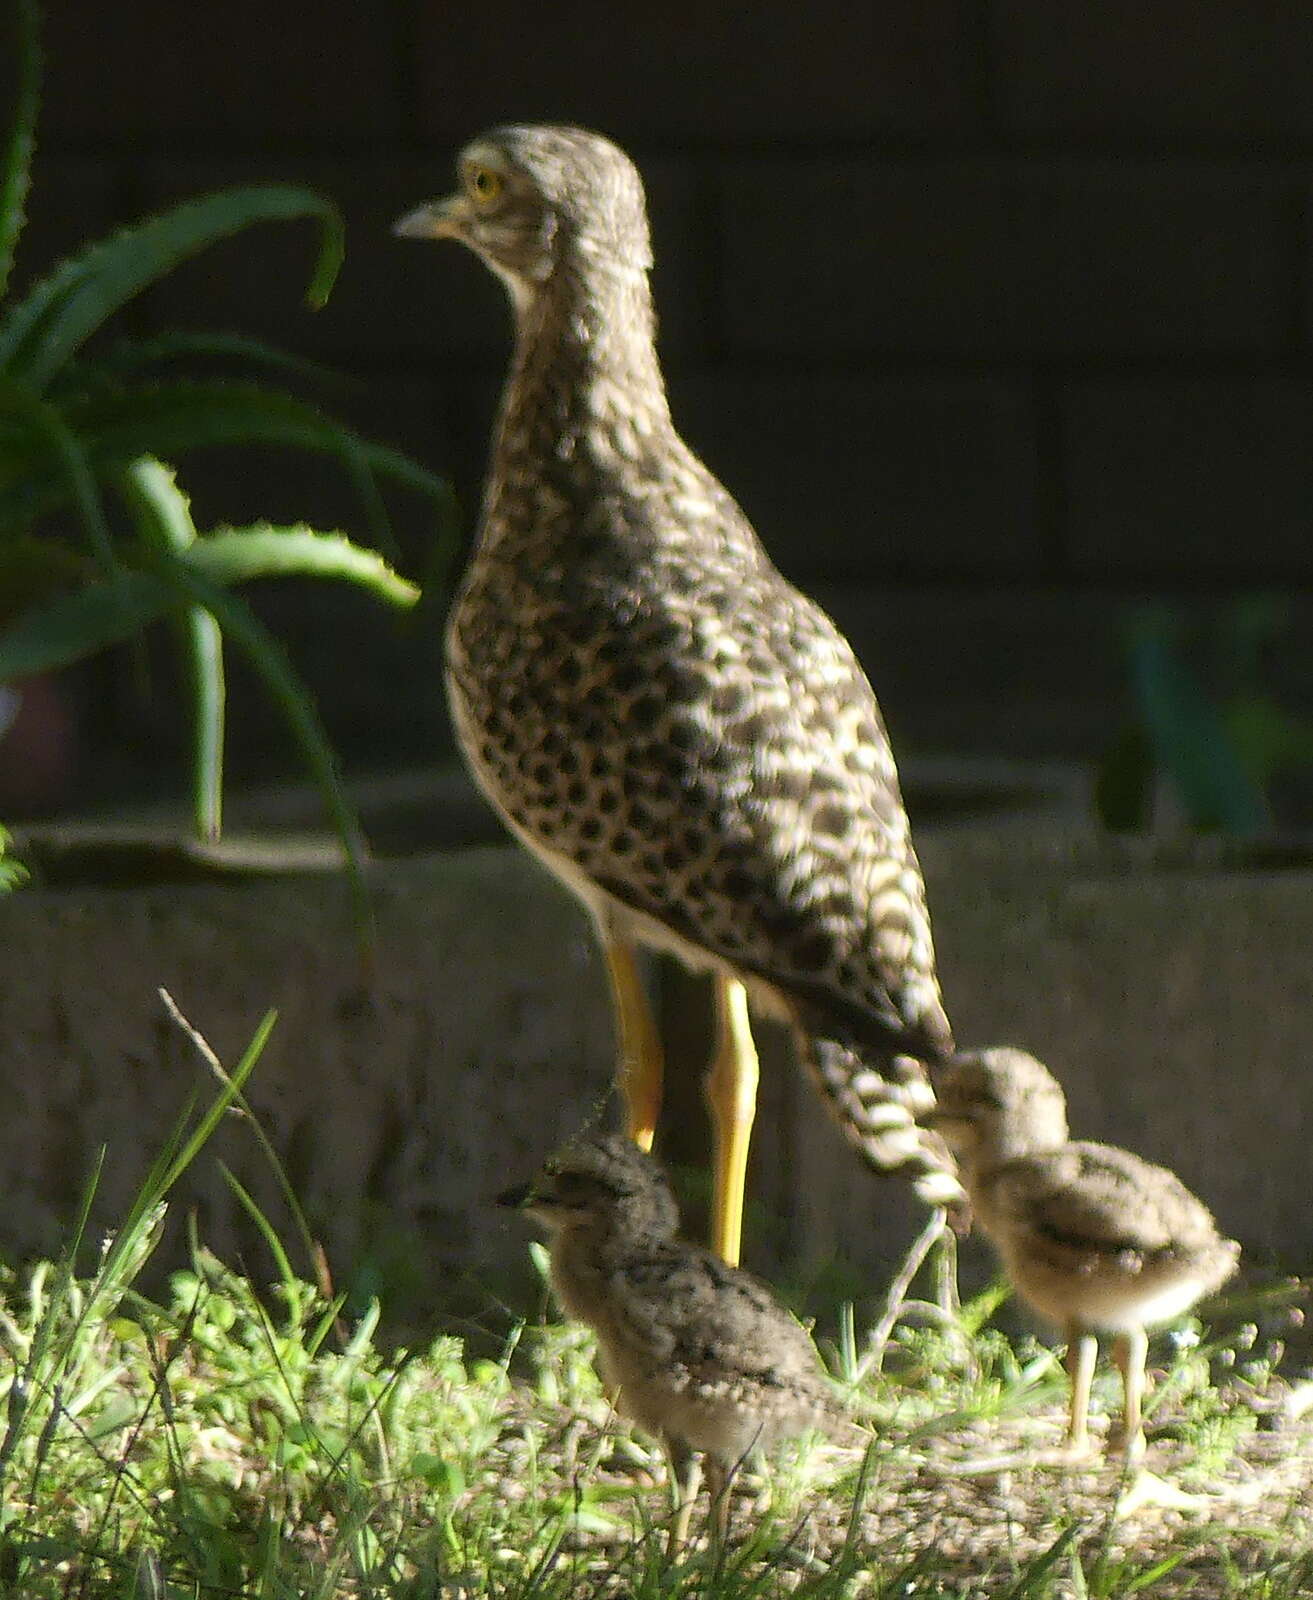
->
10;0;1313;794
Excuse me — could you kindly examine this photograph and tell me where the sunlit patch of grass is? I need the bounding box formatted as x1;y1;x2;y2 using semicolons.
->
0;998;1309;1597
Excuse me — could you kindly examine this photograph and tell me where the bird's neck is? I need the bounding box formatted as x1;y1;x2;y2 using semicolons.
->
961;1126;1063;1194
548;1219;643;1320
492;259;675;478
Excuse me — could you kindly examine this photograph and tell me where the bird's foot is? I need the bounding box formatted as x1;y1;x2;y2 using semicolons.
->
1114;1469;1206;1517
941;1441;1096;1476
1057;1432;1098;1466
1105;1424;1147;1468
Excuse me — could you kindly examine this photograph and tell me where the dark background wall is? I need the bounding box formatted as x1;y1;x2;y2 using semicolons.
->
8;1;1313;817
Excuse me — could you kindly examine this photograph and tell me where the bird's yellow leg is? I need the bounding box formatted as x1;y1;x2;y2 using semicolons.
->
602;936;664;1152
1063;1329;1098;1458
666;1444;702;1557
704;1456;732;1549
704;975;759;1266
1110;1330;1202;1515
1109;1327;1149;1465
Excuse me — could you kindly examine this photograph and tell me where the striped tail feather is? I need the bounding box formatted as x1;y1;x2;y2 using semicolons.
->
799;1035;966;1211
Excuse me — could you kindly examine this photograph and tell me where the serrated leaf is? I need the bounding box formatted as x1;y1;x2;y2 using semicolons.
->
146;557;371;928
0;535;89;620
0;0;40;303
189;526;418;607
0;376;116;571
122;458;225;840
0;185;344;389
0;379;454;542
68;328;343;388
0;570;171;681
64;379;446;496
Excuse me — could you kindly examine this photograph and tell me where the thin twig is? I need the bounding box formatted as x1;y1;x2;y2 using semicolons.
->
855;1207;947;1382
158;988;336;1327
157;988;250;1120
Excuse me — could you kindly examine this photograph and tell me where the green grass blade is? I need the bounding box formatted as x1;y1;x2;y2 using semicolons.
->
0;185;344;389
120;458;225;840
0;1149;104;1483
45;1010;276;1454
161;989;334;1295
154;1008;275;1199
0;0;41;303
219;1165;296;1295
997;1524;1080;1600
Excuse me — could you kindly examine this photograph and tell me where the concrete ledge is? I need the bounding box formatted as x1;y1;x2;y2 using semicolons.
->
0;829;1308;1320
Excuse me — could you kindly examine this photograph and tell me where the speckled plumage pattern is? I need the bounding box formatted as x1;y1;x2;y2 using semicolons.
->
425;124;959;1202
935;1049;1239;1461
937;1049;1239;1335
503;1134;843;1472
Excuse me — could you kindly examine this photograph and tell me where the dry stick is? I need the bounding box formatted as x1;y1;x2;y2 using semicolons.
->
856;1207;949;1383
158;988;339;1314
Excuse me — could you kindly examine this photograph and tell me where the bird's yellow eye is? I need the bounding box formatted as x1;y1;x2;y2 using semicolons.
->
467;165;504;205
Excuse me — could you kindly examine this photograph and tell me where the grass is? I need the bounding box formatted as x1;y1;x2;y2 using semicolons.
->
0;1008;1310;1598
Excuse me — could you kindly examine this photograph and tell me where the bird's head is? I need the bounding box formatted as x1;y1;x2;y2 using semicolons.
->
497;1131;680;1240
394;124;653;309
929;1048;1070;1164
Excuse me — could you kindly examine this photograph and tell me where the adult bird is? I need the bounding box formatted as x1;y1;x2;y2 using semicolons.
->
396;125;964;1265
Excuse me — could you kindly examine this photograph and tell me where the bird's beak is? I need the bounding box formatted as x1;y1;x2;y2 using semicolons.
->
393;195;468;242
495;1181;534;1209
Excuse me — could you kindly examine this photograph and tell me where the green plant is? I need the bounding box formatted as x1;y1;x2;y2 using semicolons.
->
1096;600;1313;834
1;1010;1309;1598
0;0;456;895
0;820;25;889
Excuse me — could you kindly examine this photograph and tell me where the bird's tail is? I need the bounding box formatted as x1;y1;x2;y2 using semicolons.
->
799;1036;966;1211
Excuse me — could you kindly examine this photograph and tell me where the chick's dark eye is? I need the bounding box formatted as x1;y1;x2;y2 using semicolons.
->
469;166;504;204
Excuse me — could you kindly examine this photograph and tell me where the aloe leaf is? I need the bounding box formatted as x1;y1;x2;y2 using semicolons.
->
0;185;345;389
0;376;116;571
122;458;225;842
339;427;399;565
187;525;418;607
0;534;88;617
0;380;454;545
67;329;343;388
1126;609;1269;833
0;569;171;681
66;379;447;498
183;603;225;841
0;0;40;302
146;555;371;929
0;525;416;688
